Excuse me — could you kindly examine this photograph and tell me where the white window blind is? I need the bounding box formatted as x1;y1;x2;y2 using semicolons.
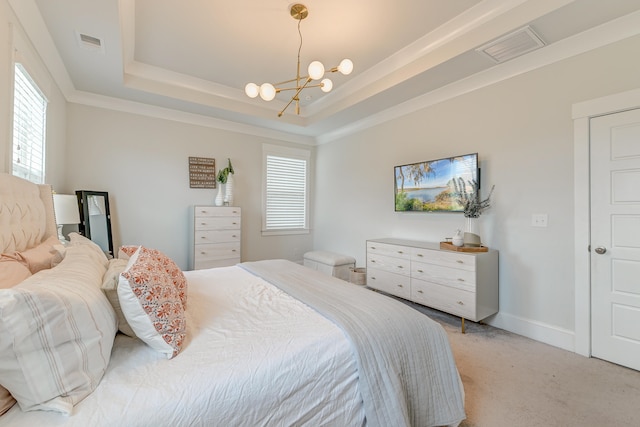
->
264;154;308;232
12;63;47;184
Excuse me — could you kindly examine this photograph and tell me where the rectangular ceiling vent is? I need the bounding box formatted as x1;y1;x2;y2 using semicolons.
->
75;31;105;54
476;26;545;63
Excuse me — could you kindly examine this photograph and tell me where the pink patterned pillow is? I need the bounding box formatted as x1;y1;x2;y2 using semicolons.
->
118;248;186;359
119;245;187;308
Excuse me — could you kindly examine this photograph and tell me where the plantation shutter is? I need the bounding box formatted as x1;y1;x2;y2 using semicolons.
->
12;64;47;184
265;155;307;230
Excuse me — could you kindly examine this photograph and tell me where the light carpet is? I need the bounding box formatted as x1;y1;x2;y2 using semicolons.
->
395;299;640;427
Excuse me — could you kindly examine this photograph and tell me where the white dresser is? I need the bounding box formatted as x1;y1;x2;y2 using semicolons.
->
366;238;498;330
192;206;241;270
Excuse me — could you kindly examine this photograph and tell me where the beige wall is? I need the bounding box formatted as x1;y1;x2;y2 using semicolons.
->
65;104;315;269
313;34;640;347
0;0;67;190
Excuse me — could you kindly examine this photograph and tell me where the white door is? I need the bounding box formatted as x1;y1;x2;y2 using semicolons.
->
591;108;640;371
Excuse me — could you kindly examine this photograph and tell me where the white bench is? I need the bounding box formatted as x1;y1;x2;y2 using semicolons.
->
303;251;356;281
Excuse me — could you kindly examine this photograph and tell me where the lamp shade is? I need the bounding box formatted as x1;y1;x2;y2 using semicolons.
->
53;194;80;225
259;83;276;101
245;83;259;98
307;61;325;80
320;78;333;93
338;59;353;75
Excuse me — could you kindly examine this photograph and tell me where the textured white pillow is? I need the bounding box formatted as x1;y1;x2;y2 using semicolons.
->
101;258;136;337
118;247;186;359
0;243;116;415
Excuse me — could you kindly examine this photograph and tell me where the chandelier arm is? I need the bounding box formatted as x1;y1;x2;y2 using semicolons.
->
278;77;312;117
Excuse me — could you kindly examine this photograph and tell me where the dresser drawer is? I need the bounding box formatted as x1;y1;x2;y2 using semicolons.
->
194;206;241;217
367;241;411;260
411;247;476;271
411;261;476;292
195;229;241;244
367;253;410;276
195;216;241;230
194;257;240;270
367;268;411;300
194;242;240;262
411;279;476;319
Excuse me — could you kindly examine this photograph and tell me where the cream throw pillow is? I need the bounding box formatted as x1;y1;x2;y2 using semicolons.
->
101;258;136;337
0;244;116;415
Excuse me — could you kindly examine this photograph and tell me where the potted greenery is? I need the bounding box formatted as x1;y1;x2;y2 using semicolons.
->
453;178;495;246
216;158;235;206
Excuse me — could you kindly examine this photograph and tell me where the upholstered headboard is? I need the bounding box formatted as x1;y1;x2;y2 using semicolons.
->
0;173;57;253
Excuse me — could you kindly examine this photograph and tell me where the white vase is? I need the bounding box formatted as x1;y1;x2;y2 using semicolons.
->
224;174;234;206
214;185;224;206
464;216;481;247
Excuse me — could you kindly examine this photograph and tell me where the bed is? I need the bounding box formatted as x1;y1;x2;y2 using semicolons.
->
0;172;465;427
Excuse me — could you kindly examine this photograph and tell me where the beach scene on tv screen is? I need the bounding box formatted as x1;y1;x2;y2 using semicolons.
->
395;153;477;212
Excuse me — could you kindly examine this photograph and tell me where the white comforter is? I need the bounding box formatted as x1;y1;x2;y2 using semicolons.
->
0;266;365;426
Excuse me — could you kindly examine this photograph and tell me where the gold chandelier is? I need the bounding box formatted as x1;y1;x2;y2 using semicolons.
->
244;3;353;117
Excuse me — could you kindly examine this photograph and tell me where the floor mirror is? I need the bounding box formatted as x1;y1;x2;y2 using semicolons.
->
76;190;114;257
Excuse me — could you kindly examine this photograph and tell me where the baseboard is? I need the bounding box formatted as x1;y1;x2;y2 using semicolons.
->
485;312;576;353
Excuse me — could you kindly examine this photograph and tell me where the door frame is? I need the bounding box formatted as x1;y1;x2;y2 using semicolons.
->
572;87;640;357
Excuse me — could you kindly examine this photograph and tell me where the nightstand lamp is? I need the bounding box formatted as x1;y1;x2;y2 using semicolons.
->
53;194;80;244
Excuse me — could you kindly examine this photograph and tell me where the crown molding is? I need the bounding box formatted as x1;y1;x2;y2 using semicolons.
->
67;91;316;146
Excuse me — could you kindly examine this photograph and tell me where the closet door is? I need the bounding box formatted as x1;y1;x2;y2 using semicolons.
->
590;108;640;371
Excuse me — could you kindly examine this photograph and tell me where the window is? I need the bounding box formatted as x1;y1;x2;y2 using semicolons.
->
12;63;47;184
262;144;310;235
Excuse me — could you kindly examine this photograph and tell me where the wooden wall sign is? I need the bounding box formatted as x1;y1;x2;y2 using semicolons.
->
189;157;216;188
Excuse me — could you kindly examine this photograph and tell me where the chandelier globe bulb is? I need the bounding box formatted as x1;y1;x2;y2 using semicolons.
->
245;83;259;98
320;78;333;93
308;61;325;80
338;59;354;75
259;83;276;101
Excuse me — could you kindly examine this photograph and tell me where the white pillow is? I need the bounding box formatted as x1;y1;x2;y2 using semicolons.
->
118;247;186;359
101;258;136;337
0;244;116;415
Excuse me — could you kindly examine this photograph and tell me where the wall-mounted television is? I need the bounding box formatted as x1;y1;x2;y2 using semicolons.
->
394;153;478;212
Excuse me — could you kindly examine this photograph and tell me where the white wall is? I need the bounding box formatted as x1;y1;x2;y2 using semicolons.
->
0;0;67;189
65;104;315;270
313;34;640;349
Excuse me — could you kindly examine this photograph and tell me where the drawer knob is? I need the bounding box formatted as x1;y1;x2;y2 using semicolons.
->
398;250;404;254
417;290;424;294
201;222;206;225
371;260;377;263
200;251;206;255
417;253;424;257
371;276;376;280
232;234;237;238
232;222;237;225
457;301;464;305
456;260;464;264
233;210;238;214
201;236;206;239
417;269;424;273
397;284;403;288
458;278;465;282
232;249;237;252
371;246;377;249
397;265;404;269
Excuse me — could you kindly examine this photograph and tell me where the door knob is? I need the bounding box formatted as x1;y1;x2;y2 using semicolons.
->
594;246;607;254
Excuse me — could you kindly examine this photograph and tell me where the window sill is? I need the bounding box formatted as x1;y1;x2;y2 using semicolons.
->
261;228;310;237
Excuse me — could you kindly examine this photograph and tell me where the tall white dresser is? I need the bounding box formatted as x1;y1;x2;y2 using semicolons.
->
192;206;241;270
366;238;499;332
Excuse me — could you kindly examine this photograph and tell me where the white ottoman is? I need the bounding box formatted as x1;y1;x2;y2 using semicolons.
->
303;251;356;281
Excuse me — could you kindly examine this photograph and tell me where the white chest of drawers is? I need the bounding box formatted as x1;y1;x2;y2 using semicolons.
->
192;206;241;270
366;238;498;327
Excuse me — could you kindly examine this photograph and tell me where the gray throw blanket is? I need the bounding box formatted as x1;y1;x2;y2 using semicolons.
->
240;259;465;427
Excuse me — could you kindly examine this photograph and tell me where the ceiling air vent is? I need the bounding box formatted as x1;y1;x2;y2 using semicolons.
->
476;26;545;63
75;31;105;53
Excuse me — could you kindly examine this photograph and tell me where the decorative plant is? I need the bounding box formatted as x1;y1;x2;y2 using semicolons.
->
453;178;495;218
216;158;234;184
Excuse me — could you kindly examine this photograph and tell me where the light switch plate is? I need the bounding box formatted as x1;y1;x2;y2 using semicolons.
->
532;213;548;227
